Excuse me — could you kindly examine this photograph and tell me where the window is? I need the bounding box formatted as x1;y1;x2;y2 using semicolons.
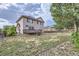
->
32;20;33;23
37;21;38;24
27;19;29;22
30;20;32;23
27;19;33;23
40;22;42;25
32;27;34;30
29;27;34;30
27;19;30;22
26;25;28;27
37;21;40;24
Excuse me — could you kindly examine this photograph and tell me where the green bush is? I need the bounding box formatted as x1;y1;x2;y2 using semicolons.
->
0;29;2;32
71;32;79;48
3;25;16;36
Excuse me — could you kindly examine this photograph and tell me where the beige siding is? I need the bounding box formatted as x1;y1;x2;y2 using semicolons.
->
16;18;23;34
23;19;44;30
23;18;29;29
16;17;44;34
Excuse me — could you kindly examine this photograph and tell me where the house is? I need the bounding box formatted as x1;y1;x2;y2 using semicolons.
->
16;15;44;34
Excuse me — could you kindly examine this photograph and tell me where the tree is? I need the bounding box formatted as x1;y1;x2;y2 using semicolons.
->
50;3;79;32
50;3;79;48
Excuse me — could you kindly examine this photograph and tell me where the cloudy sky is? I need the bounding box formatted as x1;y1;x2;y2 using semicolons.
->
0;3;55;28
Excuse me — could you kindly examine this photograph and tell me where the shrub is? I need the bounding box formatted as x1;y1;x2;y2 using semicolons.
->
71;32;79;48
3;25;16;36
0;29;2;32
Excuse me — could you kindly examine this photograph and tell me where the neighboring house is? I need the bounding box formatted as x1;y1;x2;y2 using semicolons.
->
43;26;56;33
16;15;44;34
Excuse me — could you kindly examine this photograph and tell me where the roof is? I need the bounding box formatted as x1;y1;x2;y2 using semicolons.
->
36;17;44;22
16;15;44;23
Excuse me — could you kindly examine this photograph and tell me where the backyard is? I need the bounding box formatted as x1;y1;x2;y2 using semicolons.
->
0;32;78;56
0;3;79;56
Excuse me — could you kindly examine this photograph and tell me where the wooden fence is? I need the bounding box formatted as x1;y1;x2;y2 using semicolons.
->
0;32;4;40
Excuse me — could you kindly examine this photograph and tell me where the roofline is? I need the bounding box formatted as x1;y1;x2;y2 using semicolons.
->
16;15;44;23
16;15;28;23
36;17;44;22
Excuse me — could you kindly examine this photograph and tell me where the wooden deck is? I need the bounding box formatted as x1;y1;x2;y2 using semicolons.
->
23;29;42;34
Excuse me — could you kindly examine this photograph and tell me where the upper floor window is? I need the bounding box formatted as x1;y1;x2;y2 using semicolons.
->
37;21;39;24
27;19;29;22
30;20;32;23
32;20;38;24
27;19;33;23
37;21;41;25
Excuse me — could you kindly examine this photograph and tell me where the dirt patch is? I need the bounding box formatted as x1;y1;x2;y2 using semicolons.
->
38;41;79;56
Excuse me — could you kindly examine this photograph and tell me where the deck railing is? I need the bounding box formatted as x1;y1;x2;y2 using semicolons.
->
23;29;42;34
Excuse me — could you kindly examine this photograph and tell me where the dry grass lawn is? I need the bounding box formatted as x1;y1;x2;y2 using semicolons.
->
0;32;71;56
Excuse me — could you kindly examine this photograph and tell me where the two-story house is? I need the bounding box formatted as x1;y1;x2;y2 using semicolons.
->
16;15;44;34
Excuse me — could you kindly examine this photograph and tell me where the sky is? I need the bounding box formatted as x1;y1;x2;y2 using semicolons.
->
0;3;55;28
